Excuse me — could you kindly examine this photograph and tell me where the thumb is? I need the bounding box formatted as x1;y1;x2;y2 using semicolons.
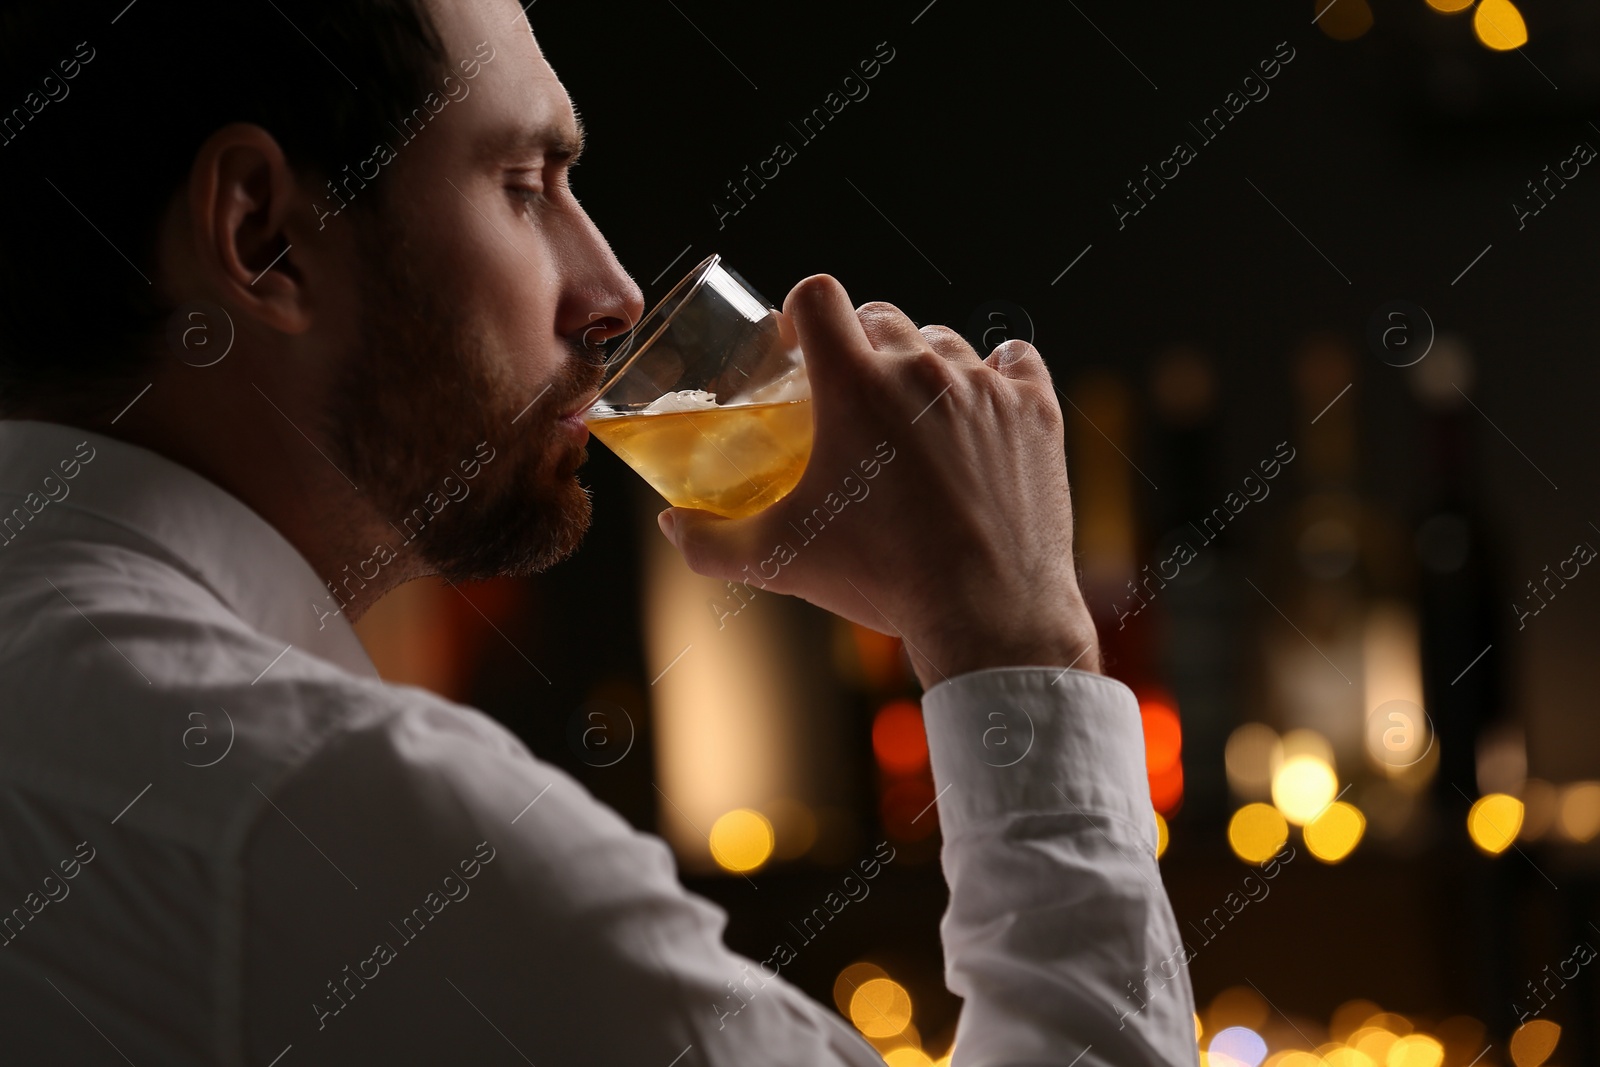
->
783;274;871;387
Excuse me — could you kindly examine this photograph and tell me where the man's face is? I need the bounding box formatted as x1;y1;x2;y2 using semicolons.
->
324;0;643;584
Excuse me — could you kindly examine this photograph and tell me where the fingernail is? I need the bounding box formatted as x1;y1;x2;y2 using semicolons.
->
657;510;676;542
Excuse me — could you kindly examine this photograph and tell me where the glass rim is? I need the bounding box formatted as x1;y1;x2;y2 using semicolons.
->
587;252;724;407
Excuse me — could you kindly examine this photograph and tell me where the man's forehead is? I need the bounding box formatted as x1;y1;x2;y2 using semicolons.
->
422;0;583;152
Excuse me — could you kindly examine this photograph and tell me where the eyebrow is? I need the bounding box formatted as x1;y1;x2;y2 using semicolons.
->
476;112;587;168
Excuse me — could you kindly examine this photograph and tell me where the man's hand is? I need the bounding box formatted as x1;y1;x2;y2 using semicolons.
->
656;274;1100;689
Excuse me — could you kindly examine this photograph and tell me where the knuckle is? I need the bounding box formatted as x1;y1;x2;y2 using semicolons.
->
906;347;955;387
989;337;1039;365
920;323;975;357
857;300;908;324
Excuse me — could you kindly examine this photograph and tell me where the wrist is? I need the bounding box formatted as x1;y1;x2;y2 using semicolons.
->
906;616;1102;690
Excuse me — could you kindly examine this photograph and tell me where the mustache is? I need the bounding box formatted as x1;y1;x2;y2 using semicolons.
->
535;335;608;420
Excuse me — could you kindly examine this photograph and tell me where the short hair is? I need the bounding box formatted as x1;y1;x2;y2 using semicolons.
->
0;1;450;415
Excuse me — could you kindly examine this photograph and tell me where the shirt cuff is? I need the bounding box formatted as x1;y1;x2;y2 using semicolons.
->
920;666;1155;851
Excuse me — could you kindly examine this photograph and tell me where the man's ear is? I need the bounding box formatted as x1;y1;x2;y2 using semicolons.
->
187;122;311;334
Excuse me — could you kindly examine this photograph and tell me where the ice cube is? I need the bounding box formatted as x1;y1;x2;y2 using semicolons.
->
643;388;721;414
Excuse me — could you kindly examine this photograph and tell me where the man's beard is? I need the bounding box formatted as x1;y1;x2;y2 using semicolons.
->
323;211;605;584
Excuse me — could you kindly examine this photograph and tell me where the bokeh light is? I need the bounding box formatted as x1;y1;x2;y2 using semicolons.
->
849;977;913;1039
1304;801;1366;863
1351;1025;1398;1063
1473;0;1529;50
1150;759;1186;816
833;962;888;1016
872;699;929;775
1387;1033;1445;1067
1226;723;1278;800
1269;1054;1325;1067
1324;1048;1377;1067
1229;803;1290;864
1425;0;1472;11
1557;780;1600;842
1142;699;1183;775
1316;0;1373;41
884;1048;933;1067
1272;755;1339;826
1467;793;1523;854
1209;1026;1268;1067
708;808;775;872
1155;811;1170;859
1509;1019;1559;1067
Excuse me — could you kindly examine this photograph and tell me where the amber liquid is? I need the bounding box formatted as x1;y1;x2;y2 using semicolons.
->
585;398;813;519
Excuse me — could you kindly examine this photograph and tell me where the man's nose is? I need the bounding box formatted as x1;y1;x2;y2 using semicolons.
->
557;223;646;353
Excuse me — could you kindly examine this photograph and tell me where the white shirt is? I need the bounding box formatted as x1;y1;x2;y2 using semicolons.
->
0;418;1197;1066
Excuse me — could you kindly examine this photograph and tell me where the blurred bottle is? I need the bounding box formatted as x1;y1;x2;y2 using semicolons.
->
1254;336;1423;818
1407;337;1508;802
1146;346;1239;822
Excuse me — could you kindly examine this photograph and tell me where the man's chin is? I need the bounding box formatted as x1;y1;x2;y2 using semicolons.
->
426;472;593;584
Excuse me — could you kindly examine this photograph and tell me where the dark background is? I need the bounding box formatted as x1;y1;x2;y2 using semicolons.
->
376;2;1600;1064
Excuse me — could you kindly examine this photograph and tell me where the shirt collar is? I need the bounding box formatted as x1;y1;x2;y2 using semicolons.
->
0;419;379;680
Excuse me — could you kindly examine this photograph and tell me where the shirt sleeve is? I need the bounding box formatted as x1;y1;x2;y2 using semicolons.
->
921;666;1199;1066
236;670;1196;1067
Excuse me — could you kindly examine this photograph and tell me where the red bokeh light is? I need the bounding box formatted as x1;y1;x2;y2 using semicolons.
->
1140;700;1182;776
872;699;929;775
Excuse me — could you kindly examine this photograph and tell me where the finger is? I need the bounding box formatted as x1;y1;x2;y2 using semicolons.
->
983;338;1053;384
920;323;983;366
855;301;925;355
657;506;768;585
783;275;873;380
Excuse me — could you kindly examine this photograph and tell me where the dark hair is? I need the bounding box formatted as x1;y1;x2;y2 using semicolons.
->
0;0;448;415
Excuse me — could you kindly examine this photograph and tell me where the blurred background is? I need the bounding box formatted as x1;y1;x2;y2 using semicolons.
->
357;1;1600;1064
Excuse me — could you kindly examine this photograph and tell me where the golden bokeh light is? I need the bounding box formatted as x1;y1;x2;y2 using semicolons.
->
1279;728;1335;766
1387;1033;1445;1067
1317;0;1374;41
1510;1019;1559;1067
1155;811;1170;859
1272;755;1339;825
708;808;775;872
1195;1013;1204;1042
1474;0;1529;51
1425;0;1473;11
1324;1048;1378;1067
884;1048;934;1067
1467;793;1524;855
1270;1054;1325;1067
1557;780;1600;842
1351;1026;1398;1063
1229;804;1290;864
1305;800;1366;863
850;977;914;1039
1362;1012;1412;1037
834;962;889;1016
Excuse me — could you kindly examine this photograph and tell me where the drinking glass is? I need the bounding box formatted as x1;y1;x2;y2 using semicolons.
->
582;254;813;519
